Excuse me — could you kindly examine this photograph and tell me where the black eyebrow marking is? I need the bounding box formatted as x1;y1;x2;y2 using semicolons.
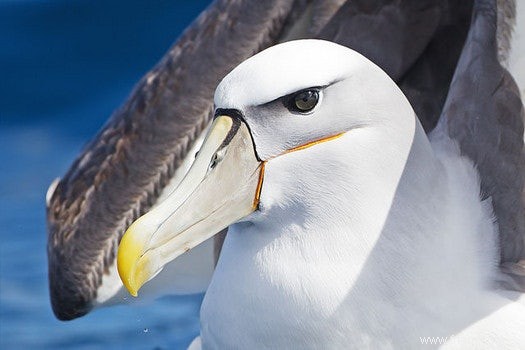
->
219;117;241;149
214;108;245;121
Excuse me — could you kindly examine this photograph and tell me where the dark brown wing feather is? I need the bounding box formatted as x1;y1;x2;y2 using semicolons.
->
47;0;298;320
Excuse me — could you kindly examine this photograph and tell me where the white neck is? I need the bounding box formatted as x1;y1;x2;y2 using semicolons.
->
200;117;499;349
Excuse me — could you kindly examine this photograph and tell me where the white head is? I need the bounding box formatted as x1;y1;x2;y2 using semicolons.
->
215;39;416;160
214;39;420;236
117;39;420;296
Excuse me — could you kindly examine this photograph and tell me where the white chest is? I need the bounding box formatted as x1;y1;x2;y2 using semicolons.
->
200;229;362;349
198;224;446;349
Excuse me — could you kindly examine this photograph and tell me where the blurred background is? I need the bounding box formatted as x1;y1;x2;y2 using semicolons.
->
0;1;211;349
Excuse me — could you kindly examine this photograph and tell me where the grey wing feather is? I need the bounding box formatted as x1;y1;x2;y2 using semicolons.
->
399;1;474;132
318;0;442;81
439;0;525;283
319;1;474;132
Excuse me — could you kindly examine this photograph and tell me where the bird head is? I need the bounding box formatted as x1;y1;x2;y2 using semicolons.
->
117;39;416;296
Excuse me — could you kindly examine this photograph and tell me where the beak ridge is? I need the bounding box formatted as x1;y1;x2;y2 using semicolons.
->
117;115;263;296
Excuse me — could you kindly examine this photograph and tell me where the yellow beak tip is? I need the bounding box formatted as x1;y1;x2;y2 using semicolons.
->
127;285;139;298
119;269;139;297
117;225;146;297
117;260;140;297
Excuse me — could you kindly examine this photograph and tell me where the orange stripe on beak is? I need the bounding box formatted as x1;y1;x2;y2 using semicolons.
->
252;162;266;210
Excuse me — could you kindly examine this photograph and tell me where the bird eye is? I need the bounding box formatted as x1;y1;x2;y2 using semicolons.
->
286;89;320;113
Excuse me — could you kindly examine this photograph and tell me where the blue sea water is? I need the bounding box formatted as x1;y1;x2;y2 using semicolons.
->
0;1;211;349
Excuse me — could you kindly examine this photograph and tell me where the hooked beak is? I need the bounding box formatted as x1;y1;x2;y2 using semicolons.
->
117;115;264;296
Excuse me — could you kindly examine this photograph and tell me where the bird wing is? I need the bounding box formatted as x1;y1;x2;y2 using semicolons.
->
46;0;301;320
438;0;525;289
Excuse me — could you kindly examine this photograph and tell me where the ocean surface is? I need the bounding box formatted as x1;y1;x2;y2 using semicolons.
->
0;1;211;349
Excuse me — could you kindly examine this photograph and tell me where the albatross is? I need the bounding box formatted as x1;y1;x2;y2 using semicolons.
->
46;0;524;334
116;38;525;348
